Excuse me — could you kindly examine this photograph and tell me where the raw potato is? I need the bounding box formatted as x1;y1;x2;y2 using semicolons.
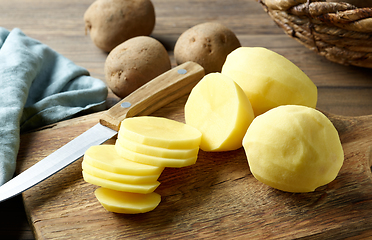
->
119;116;202;149
115;142;198;168
174;22;241;74
82;161;161;184
83;145;164;176
185;73;255;152
243;105;344;193
116;137;199;159
84;0;155;52
82;171;160;193
95;188;161;214
221;47;317;116
104;36;171;98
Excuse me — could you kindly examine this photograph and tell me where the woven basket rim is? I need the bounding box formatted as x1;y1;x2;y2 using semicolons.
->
259;0;372;68
261;1;372;28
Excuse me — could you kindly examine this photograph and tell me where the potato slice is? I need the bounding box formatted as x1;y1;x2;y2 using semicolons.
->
82;160;161;184
243;105;344;193
116;136;199;159
119;116;202;149
94;188;161;214
115;142;198;168
83;145;163;176
82;171;160;194
184;73;255;152
221;47;317;116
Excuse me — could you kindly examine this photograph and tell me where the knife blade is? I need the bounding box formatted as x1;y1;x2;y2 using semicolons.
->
0;61;205;203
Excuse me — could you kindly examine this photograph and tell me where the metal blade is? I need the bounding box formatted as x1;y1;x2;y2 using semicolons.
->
0;123;117;203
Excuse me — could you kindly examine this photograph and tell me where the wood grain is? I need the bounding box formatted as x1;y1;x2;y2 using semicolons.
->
0;0;372;239
17;97;372;239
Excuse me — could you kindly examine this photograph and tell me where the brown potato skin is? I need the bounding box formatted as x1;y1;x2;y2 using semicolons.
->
104;36;171;99
84;0;156;52
174;22;241;74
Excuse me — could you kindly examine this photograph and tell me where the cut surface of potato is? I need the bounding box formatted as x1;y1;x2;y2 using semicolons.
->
221;47;317;116
82;171;160;194
185;73;255;152
95;188;161;214
119;116;202;149
82;160;161;184
243;105;344;193
115;142;198;167
83;145;163;175
116;136;199;159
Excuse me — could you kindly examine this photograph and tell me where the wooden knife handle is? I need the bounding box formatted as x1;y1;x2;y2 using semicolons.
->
99;61;205;132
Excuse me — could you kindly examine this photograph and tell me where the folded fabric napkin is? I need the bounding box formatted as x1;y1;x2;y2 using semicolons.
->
0;27;108;186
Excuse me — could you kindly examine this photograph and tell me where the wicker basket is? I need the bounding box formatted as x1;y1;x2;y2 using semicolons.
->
259;0;372;68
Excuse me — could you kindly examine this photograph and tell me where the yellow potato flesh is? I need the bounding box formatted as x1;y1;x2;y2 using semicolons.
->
243;105;344;193
82;160;161;184
115;141;198;168
83;145;163;176
95;188;161;214
116;136;199;159
82;171;160;194
184;73;255;152
119;116;202;149
221;47;317;116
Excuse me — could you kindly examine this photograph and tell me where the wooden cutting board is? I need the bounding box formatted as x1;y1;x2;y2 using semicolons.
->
16;93;372;239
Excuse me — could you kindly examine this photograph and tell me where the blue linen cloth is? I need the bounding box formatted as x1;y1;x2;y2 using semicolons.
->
0;27;108;185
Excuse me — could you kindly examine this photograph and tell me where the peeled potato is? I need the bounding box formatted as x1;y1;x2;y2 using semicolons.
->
95;188;161;214
104;36;171;98
115;142;198;168
82;171;160;193
116;137;199;159
84;0;155;52
174;22;241;74
185;73;255;152
83;145;164;176
243;105;344;193
119;116;202;149
82;160;161;184
222;47;317;116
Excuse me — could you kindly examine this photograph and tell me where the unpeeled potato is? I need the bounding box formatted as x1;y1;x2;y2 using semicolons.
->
104;36;171;98
174;22;241;74
84;0;155;52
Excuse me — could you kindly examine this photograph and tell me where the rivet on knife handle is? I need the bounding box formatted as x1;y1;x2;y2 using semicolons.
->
99;61;205;132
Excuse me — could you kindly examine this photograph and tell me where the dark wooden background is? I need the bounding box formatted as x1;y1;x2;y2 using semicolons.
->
0;0;371;239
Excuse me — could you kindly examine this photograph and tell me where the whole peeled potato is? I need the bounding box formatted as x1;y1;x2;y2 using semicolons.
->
104;36;171;98
84;0;155;52
174;22;241;74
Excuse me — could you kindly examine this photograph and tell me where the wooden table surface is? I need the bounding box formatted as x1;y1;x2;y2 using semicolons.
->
0;0;371;239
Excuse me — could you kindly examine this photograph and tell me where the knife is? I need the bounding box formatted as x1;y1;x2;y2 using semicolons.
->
0;61;205;203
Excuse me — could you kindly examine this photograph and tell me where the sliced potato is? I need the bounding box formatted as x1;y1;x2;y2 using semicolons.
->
119;116;202;149
95;187;161;214
185;73;255;152
116;137;199;159
115;142;198;168
83;145;163;176
82;160;161;184
82;171;160;194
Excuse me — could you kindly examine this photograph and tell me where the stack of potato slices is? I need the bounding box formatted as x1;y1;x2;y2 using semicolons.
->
82;116;201;214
